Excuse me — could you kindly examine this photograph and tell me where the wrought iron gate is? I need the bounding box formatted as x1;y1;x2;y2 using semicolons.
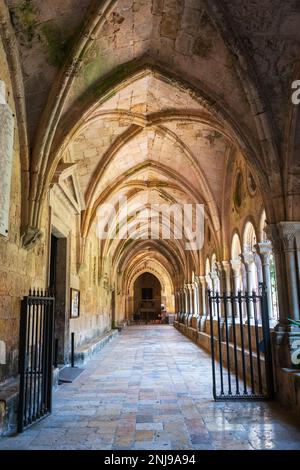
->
18;289;55;432
208;284;274;400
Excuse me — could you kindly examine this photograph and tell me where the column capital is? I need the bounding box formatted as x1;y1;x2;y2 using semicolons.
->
278;222;300;251
254;241;272;264
265;222;300;252
230;259;241;273
240;251;255;266
216;261;224;275
221;260;232;273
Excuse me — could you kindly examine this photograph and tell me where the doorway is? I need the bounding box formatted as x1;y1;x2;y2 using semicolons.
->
49;231;69;364
133;272;162;323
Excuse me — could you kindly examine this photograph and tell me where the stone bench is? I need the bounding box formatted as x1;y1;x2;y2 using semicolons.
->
73;329;119;366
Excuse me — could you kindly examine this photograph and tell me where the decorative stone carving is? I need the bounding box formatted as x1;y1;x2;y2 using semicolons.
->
277;222;300;252
21;226;43;249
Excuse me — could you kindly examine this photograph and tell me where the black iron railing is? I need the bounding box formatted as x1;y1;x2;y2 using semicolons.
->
18;289;55;432
208;284;274;401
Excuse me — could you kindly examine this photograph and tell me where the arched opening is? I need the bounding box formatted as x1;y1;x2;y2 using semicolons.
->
242;221;259;292
133;272;162;323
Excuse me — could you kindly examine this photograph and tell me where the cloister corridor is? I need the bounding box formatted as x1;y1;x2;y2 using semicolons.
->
1;325;299;451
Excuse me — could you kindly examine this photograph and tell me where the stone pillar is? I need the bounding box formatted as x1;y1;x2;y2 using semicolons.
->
190;284;195;315
217;262;226;294
255;242;274;321
188;283;194;326
184;284;190;314
240;252;257;320
278;222;300;322
221;260;233;319
222;261;232;293
265;222;300;369
240;252;256;294
194;277;201;317
199;276;207;318
180;288;185;313
175;291;179;314
231;260;241;293
266;222;300;325
230;259;241;318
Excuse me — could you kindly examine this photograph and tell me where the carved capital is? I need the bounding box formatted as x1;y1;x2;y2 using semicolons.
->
278;222;300;252
254;242;272;264
221;260;232;274
230;259;241;274
265;224;281;252
21;226;43;250
240;251;255;266
205;274;212;288
199;275;206;287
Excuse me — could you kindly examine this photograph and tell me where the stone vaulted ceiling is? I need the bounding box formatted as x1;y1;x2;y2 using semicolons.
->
2;0;300;282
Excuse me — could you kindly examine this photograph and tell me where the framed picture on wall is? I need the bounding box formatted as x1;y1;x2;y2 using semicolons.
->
70;288;80;318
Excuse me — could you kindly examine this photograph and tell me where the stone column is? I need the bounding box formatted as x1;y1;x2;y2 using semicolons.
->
278;222;300;322
266;222;300;326
184;284;190;314
199;276;207;317
217;262;226;294
255;242;274;321
188;283;194;326
221;260;233;319
194;277;201;317
240;252;257;320
240;252;256;294
191;284;195;315
180;288;185;313
265;222;300;369
222;261;232;293
230;259;242;318
175;291;179;315
179;290;183;313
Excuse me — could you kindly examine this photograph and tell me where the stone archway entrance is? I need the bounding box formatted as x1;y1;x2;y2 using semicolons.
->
133;272;162;323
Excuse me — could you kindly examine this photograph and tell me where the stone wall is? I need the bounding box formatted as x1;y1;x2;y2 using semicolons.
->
203;149;264;262
0;41;49;382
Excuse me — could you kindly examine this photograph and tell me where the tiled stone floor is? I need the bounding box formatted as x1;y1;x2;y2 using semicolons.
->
1;325;300;450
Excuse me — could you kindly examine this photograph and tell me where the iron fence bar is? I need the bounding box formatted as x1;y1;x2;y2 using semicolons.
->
28;297;36;424
47;297;55;413
37;298;44;419
208;290;217;400
17;298;28;433
24;296;31;427
253;291;263;395
18;291;55;432
237;291;247;395
216;292;224;396
223;292;232;395
41;298;48;413
245;292;255;394
230;291;240;396
43;298;50;415
33;298;39;420
208;288;274;401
